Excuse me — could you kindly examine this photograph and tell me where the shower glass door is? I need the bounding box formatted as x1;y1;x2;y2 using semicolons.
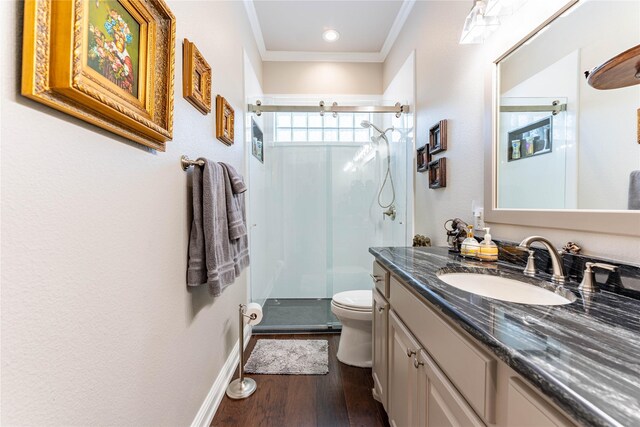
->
248;108;410;332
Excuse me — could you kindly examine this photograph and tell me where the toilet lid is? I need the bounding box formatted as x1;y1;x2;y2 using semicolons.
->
333;290;372;310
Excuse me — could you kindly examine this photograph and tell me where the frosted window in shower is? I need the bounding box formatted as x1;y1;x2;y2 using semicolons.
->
339;114;354;128
339;129;353;142
277;113;291;127
291;113;307;128
308;129;323;142
323;129;338;142
292;129;307;141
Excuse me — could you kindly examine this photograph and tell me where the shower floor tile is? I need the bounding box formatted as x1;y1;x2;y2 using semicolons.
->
254;298;340;333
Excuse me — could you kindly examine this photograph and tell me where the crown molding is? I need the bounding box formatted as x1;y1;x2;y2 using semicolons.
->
380;0;416;59
243;0;267;57
262;50;385;63
244;0;415;63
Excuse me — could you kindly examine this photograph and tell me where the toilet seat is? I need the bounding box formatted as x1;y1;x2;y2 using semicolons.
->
332;290;372;311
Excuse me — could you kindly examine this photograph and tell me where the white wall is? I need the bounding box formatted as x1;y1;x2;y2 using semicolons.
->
263;61;383;95
383;52;415;245
383;0;640;263
1;1;262;425
384;0;487;251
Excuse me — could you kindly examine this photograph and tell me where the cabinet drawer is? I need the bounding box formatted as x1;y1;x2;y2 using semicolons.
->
372;261;390;298
507;378;574;427
390;276;497;423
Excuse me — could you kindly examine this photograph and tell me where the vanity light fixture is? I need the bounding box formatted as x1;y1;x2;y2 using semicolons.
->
460;0;528;44
322;29;340;42
460;0;500;44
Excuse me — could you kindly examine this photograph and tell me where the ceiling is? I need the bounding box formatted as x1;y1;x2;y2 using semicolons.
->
244;0;416;62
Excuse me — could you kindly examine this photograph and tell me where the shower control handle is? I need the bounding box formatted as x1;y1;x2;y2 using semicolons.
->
406;348;416;358
370;274;382;283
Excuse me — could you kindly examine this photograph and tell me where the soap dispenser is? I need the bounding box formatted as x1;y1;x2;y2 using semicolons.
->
460;225;480;258
478;227;498;262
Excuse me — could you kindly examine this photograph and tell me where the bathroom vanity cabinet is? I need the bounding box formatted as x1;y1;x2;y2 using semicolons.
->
371;260;575;427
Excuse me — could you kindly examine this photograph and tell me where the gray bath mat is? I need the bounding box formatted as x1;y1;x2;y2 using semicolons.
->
244;339;329;375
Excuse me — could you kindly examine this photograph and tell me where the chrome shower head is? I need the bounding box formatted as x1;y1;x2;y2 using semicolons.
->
360;120;385;135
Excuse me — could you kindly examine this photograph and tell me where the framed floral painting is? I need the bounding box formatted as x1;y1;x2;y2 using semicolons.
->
22;0;176;151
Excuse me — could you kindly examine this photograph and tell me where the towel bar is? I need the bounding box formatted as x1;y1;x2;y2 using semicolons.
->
181;155;205;171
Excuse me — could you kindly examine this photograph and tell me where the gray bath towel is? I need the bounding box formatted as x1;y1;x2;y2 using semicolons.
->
629;170;640;210
187;160;237;296
221;163;250;276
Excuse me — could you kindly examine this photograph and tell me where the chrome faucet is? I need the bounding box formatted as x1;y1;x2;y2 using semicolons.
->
383;205;396;221
518;236;566;284
579;262;617;293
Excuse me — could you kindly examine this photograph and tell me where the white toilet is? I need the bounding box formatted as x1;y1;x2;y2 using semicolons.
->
331;290;373;368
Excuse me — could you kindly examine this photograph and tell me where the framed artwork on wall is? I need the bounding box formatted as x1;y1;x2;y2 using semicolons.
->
416;145;429;173
21;0;176;151
182;38;211;115
429;120;448;155
216;95;234;145
428;158;447;189
251;118;264;163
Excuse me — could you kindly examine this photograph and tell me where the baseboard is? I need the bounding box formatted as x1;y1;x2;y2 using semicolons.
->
190;325;253;427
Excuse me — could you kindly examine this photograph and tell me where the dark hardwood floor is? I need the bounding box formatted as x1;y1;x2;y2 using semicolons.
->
212;334;389;427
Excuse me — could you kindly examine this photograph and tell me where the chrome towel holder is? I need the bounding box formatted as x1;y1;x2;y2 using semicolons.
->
181;155;205;171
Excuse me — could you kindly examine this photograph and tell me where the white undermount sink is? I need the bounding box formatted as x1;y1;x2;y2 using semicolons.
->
437;273;576;306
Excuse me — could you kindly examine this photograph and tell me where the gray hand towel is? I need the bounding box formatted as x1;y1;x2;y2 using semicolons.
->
187;160;237;296
223;163;247;194
629;170;640;210
220;163;247;240
221;163;250;276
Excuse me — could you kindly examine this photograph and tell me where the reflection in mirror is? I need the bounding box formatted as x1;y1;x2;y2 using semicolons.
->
496;0;640;210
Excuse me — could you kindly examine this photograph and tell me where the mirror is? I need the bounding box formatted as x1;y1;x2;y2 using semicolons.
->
496;0;640;211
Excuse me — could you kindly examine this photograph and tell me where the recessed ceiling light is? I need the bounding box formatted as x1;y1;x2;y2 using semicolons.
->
322;29;340;42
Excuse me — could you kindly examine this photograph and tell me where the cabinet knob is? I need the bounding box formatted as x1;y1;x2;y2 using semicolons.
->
370;274;382;283
414;357;424;369
377;306;385;313
406;348;416;358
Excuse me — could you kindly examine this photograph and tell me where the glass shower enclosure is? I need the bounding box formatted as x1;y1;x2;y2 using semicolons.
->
248;101;412;332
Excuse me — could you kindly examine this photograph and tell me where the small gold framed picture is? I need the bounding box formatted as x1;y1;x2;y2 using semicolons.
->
182;38;211;115
216;95;234;145
21;0;176;151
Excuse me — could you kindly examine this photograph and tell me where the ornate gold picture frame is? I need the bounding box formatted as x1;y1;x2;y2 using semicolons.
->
182;39;211;115
216;95;234;146
21;0;176;151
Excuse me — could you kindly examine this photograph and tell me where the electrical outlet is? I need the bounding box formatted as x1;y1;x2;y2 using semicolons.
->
471;200;484;230
474;208;485;230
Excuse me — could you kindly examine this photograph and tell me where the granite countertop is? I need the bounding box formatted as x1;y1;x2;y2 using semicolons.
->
369;246;640;427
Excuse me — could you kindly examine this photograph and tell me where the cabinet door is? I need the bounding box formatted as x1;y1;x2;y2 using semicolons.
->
507;377;574;427
388;310;421;427
372;290;389;409
416;349;485;427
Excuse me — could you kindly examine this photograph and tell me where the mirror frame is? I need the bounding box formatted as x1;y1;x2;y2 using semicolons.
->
484;0;640;237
